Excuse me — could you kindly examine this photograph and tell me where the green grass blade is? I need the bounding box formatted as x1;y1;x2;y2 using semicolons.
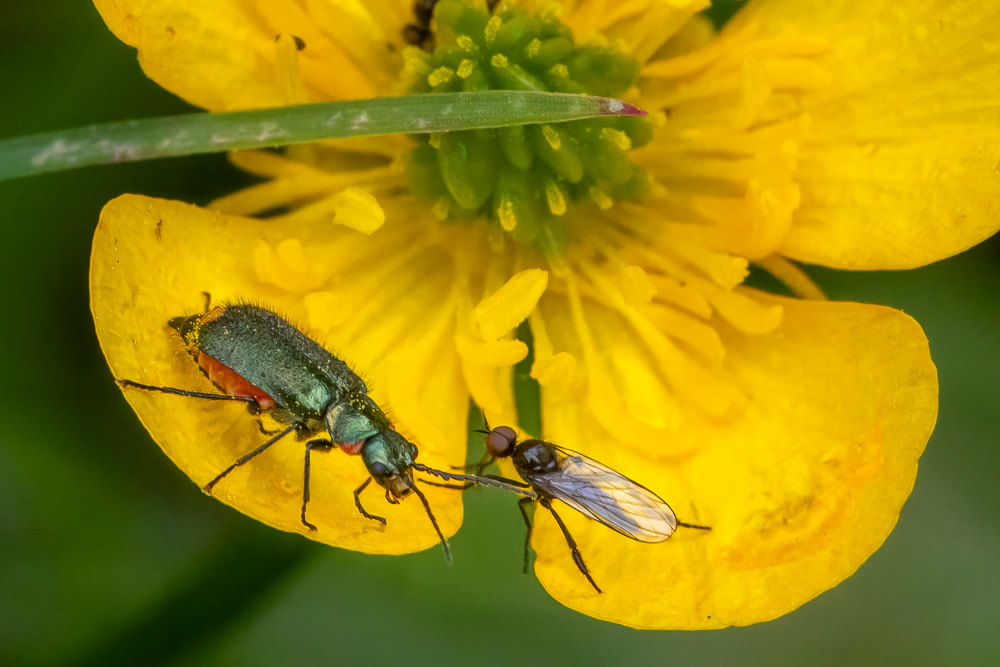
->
0;91;643;181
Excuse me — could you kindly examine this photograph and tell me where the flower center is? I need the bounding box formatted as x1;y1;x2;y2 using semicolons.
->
403;0;652;256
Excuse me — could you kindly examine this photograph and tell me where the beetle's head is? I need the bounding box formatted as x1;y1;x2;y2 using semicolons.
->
362;429;419;500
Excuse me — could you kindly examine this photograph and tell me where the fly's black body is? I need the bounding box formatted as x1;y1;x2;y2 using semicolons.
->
471;424;711;593
402;0;502;50
402;0;438;50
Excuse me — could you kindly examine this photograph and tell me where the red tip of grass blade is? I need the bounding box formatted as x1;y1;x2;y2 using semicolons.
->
598;97;647;116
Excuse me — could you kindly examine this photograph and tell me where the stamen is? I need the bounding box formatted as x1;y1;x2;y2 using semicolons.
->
455;338;529;366
456;35;479;53
564;272;686;434
755;255;827;300
485;15;502;44
428;66;455;87
403;1;653;253
544;179;567;216
211;150;401;217
540;125;561;150
620;265;657;308
532;351;579;391
254;238;325;292
274;33;308;105
457;59;476;78
528;310;580;394
601;127;632;151
588;186;614;210
432;197;450;221
494;196;517;231
580;262;745;418
331;187;385;234
473;268;549;341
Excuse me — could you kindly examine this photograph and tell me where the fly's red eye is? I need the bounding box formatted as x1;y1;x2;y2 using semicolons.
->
487;425;517;456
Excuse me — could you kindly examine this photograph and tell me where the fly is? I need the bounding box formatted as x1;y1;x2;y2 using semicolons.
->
401;0;502;50
426;422;711;593
402;0;438;50
117;300;527;561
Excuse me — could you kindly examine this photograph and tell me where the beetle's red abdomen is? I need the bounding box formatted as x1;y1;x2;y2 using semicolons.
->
196;351;276;409
341;440;364;455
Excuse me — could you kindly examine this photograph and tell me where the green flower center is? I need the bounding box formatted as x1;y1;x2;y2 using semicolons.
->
404;0;651;255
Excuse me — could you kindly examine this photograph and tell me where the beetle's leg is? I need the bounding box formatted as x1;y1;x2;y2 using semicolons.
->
402;477;452;565
353;477;386;525
478;473;531;489
420;479;474;490
411;464;535;499
118;378;257;404
301;439;335;531
540;498;602;594
202;424;299;493
255;420;282;435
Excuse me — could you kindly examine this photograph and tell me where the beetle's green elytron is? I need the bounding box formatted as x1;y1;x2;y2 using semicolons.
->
119;301;530;561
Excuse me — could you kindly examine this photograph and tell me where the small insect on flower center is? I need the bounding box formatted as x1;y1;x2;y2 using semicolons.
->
403;0;652;256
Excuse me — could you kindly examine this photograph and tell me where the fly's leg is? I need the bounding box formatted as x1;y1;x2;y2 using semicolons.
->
203;424;298;494
301;439;335;531
540;498;602;594
118;379;257;404
448;453;495;475
517;497;536;575
353;477;386;525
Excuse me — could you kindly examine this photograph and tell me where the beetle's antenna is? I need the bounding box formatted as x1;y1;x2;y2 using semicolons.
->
404;475;452;565
412;463;536;498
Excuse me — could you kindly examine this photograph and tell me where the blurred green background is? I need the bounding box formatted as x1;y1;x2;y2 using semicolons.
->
2;2;998;665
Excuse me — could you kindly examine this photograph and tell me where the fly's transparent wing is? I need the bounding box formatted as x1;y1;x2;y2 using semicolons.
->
529;447;678;542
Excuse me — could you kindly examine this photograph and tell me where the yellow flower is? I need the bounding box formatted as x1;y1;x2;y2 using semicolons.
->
90;0;999;629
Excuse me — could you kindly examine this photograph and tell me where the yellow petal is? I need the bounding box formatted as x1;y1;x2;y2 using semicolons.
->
533;293;936;628
90;194;466;555
730;0;1000;268
92;0;399;110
